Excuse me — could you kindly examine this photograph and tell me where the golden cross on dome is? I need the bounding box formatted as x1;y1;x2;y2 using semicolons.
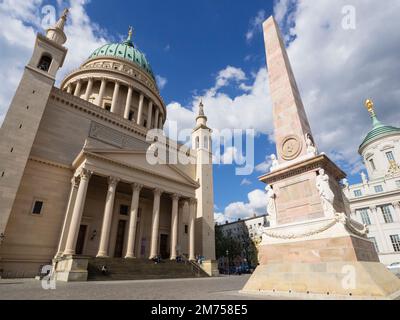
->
128;26;134;40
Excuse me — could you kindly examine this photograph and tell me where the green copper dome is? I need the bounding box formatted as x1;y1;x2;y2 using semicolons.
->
88;29;155;80
359;113;400;152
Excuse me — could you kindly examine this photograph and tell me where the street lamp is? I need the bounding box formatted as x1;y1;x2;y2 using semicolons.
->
226;250;229;276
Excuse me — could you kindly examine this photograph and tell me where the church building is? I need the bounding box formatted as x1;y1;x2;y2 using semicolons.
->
0;11;217;280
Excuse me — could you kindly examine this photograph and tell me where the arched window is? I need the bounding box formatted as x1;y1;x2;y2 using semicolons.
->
37;54;52;72
195;137;200;149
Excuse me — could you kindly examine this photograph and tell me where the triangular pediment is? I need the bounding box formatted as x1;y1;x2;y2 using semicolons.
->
85;149;198;187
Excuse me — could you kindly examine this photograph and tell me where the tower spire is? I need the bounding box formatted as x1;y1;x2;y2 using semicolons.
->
365;99;383;129
198;100;205;117
195;100;208;128
46;8;69;45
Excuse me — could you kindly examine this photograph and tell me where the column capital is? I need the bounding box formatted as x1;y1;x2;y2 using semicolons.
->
171;193;180;201
132;183;144;192
153;188;164;197
189;198;198;206
71;176;80;188
108;176;120;188
370;205;377;211
80;168;92;181
392;202;400;208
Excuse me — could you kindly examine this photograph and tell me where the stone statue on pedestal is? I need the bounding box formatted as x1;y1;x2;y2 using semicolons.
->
306;133;318;156
316;169;335;217
266;185;277;226
270;154;279;172
361;172;368;185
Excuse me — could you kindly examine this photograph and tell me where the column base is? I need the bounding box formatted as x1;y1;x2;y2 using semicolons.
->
53;255;89;282
125;255;136;259
96;253;109;258
63;249;75;256
201;260;220;277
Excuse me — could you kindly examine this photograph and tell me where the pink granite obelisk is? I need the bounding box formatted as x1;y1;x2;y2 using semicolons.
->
264;17;312;164
242;16;400;299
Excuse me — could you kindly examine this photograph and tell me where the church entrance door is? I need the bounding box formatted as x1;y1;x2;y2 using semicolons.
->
114;220;127;258
160;234;169;259
75;225;87;255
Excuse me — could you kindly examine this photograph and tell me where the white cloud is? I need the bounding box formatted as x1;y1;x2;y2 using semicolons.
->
255;155;273;173
223;189;267;222
240;178;252;186
166;66;273;138
274;0;400;169
214;212;226;225
213;146;245;165
156;75;168;90
215;66;246;90
0;0;109;125
246;10;267;42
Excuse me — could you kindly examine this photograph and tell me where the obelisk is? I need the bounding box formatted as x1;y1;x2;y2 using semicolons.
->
242;16;400;299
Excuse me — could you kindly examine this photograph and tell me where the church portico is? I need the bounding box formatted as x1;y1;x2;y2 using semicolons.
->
56;150;198;266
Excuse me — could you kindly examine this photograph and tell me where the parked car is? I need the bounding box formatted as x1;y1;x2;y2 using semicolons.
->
387;262;400;277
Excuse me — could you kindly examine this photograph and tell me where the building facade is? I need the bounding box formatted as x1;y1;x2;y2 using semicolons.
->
343;100;400;265
0;12;217;279
216;215;267;271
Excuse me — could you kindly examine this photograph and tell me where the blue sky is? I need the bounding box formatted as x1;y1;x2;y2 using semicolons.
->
1;0;400;223
81;0;276;216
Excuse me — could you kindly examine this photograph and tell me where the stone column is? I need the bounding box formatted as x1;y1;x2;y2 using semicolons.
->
170;194;180;260
137;94;145;126
159;115;163;129
97;177;120;258
111;81;120;114
63;169;92;255
74;80;82;97
95;78;107;107
149;188;163;259
83;78;93;101
189;198;197;261
125;183;143;259
147;101;153;130
66;84;72;94
154;108;160;129
55;176;80;257
124;86;133;120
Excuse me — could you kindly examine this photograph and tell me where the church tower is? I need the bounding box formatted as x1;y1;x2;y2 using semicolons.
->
191;102;216;261
0;10;69;236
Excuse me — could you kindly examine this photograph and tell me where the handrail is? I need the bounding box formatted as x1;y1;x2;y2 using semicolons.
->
180;255;206;277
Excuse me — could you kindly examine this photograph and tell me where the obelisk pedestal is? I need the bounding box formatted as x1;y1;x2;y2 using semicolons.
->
242;16;400;299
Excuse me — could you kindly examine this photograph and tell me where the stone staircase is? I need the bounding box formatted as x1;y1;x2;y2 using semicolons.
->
87;258;209;281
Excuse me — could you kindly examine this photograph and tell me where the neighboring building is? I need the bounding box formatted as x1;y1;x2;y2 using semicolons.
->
343;100;400;265
0;12;216;279
216;214;267;271
218;214;268;241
